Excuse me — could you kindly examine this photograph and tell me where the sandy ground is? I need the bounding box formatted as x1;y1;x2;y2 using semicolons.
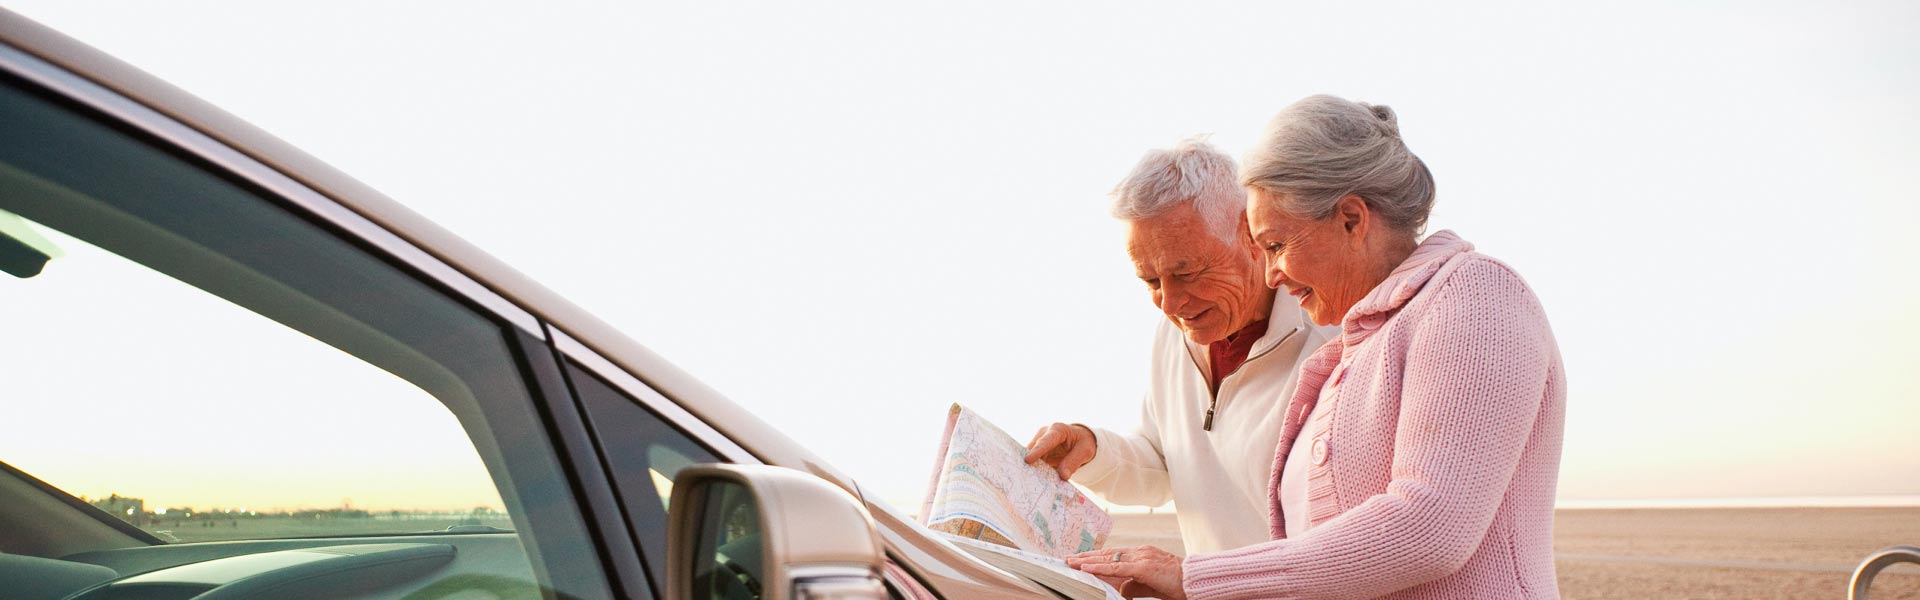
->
1105;507;1920;599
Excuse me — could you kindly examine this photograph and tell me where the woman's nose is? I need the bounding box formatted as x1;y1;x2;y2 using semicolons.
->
1265;263;1287;289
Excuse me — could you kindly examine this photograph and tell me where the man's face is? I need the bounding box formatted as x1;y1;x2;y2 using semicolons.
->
1125;205;1271;345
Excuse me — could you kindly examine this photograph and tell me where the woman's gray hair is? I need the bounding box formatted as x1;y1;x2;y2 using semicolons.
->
1242;95;1435;234
1109;136;1244;243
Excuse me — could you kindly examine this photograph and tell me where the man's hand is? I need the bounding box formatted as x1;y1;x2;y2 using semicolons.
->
1023;423;1097;480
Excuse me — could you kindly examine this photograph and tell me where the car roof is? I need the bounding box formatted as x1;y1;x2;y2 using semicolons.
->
0;8;850;490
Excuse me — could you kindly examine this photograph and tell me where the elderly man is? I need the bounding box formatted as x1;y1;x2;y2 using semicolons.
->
1025;137;1333;555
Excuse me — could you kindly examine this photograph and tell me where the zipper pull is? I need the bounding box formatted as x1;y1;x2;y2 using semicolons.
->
1202;408;1215;431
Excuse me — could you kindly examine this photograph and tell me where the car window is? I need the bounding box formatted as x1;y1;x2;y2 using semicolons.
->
565;360;722;593
2;219;519;543
0;73;609;598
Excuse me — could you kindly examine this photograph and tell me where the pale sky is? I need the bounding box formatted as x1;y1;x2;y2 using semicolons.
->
4;1;1918;513
2;227;505;511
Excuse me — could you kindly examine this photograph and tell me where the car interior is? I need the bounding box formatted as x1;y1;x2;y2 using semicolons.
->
1;458;541;600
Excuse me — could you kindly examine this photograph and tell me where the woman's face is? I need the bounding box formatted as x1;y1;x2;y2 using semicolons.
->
1246;188;1375;327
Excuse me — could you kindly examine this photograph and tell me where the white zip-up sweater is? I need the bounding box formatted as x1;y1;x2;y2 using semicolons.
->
1073;294;1334;555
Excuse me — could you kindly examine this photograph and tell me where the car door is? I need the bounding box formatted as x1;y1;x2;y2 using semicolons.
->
0;35;635;599
547;334;951;600
547;329;753;597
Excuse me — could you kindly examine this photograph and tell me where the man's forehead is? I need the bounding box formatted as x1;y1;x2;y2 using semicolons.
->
1132;257;1193;275
1127;234;1209;273
1127;211;1228;264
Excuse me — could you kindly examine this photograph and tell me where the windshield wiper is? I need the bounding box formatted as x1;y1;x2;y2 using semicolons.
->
432;524;515;535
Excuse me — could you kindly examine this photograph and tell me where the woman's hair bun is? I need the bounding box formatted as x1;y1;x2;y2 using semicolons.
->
1364;103;1400;136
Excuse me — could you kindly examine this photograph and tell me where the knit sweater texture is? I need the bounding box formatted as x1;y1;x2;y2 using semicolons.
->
1182;230;1567;599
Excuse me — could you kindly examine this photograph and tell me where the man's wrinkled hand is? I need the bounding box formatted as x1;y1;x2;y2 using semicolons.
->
1023;422;1097;480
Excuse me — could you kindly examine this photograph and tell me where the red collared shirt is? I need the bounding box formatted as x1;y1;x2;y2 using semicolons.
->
1207;318;1267;395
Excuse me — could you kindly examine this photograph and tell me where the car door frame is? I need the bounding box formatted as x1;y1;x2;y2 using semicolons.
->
545;325;765;596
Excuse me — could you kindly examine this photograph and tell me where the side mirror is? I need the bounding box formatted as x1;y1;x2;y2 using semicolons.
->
667;465;888;600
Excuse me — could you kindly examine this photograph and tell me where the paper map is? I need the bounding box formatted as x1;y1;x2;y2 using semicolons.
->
920;404;1112;558
939;533;1125;600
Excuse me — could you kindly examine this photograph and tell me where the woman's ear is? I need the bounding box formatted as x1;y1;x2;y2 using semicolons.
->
1335;194;1370;237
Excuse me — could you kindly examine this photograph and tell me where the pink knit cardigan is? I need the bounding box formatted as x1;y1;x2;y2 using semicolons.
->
1182;231;1567;599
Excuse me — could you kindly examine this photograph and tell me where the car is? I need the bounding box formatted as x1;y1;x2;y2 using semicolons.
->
0;9;1060;600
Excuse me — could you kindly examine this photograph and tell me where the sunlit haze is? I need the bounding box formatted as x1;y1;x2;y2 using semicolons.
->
1;226;506;512
4;2;1917;514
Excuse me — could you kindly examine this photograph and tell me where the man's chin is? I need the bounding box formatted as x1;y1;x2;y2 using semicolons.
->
1180;328;1226;346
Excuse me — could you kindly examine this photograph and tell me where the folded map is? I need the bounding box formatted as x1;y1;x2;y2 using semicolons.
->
938;532;1124;600
919;404;1112;558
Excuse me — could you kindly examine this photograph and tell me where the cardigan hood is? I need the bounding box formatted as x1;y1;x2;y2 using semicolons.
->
1340;230;1475;349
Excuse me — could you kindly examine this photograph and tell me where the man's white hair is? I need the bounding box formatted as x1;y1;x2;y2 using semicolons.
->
1108;136;1244;243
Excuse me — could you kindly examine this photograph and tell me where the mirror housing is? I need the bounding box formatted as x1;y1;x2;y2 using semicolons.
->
667;464;888;600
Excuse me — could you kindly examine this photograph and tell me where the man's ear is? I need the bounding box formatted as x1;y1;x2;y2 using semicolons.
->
1335;194;1370;238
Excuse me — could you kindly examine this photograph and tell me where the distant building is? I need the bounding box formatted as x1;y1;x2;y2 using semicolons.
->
89;494;146;527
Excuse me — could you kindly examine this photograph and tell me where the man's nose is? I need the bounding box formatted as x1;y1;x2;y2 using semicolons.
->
1159;280;1189;314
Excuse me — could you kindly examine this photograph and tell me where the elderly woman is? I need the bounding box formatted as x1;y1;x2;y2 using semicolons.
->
1069;95;1566;599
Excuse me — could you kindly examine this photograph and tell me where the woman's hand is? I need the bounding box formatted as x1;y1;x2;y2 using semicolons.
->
1066;545;1186;600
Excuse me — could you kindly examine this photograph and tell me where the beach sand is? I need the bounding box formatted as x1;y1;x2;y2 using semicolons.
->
1105;507;1920;599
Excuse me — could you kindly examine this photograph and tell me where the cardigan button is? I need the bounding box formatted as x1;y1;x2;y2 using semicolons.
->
1311;437;1329;465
